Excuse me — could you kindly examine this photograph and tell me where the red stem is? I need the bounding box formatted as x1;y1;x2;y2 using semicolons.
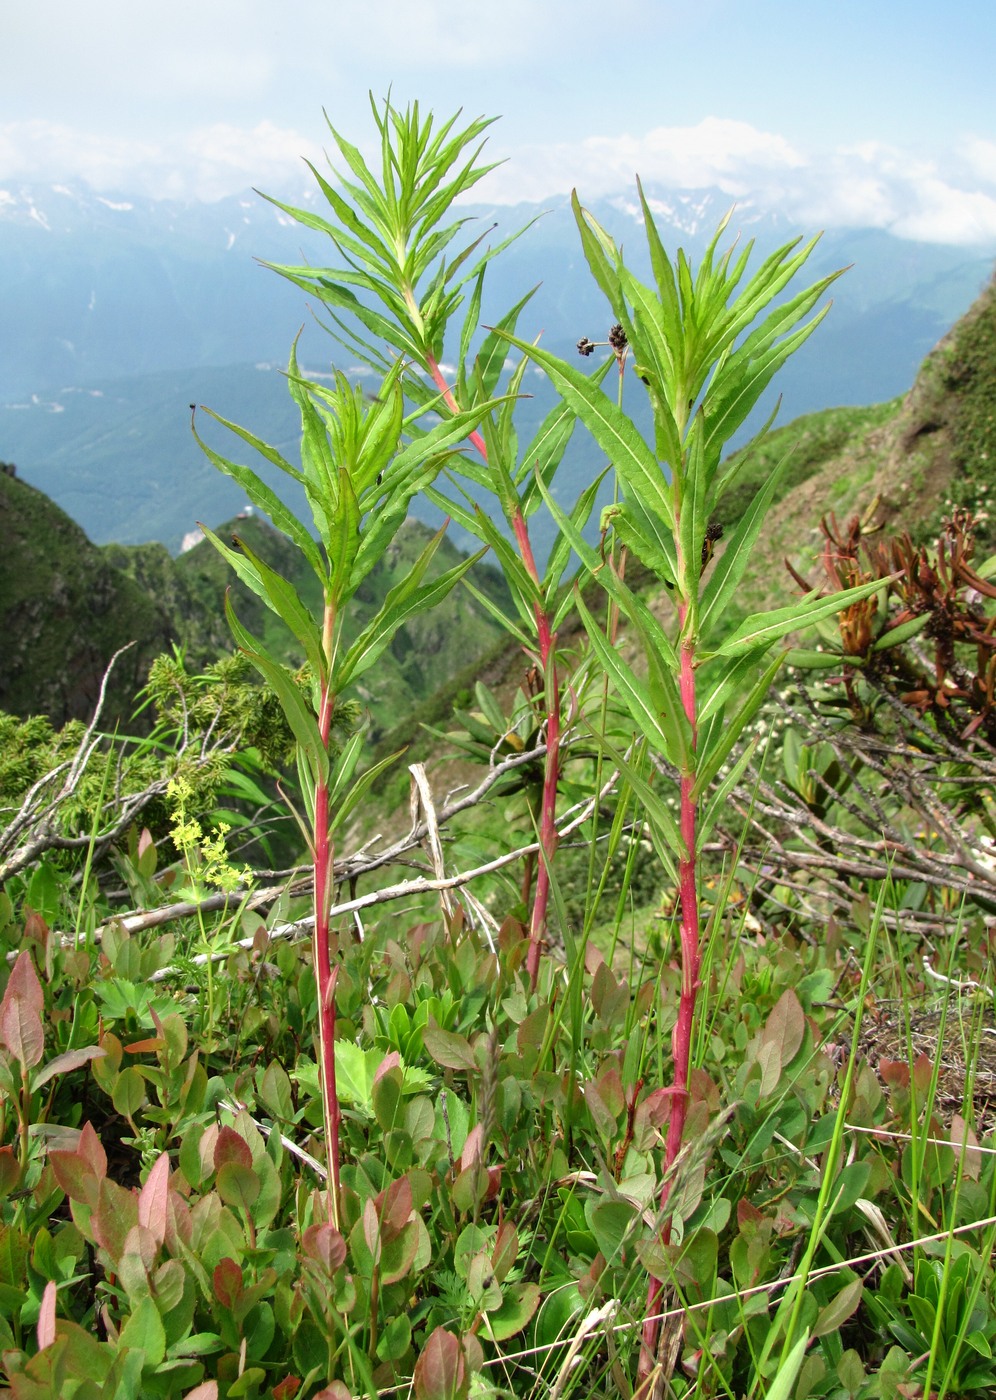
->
638;615;700;1387
428;349;561;992
314;611;342;1227
512;509;559;990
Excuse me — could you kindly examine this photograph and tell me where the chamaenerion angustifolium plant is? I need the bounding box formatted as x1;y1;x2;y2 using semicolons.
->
494;190;889;1384
259;96;608;990
195;96;890;1396
193;349;502;1224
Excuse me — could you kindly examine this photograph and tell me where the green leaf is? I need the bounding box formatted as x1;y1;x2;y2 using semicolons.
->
696;739;758;854
767;1330;811;1400
337;541;485;691
224;599;329;788
199;525;326;683
691;651;784;800
575;590;690;772
496;330;674;530
871;612;931;651
706;577;893;658
535;471;678;670
193;418;325;583
118;1295;167;1368
484;1282;541;1341
700;442;793;637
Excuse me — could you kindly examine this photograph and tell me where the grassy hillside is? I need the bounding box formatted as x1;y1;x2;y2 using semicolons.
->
1;479;513;733
0;467;176;723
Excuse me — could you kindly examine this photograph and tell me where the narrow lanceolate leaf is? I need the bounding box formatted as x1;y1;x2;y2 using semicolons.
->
328;467;362;604
225;598;329;786
699;442;794;640
495;330;674;530
697;739;758;853
706;577;895;658
611;490;681;592
542;475;602;606
575;590;692;773
199;526;327;684
535;472;679;670
571;192;626;318
190;424;325;583
579;722;682;874
691;651;785;801
337;548;486;691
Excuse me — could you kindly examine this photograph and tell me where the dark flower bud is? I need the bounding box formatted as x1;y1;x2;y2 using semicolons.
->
576;337;596;357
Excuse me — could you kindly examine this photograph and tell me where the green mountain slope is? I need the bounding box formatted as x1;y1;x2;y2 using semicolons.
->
0;476;511;732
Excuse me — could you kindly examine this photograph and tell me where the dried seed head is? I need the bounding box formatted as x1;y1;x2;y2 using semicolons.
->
576;337;596;357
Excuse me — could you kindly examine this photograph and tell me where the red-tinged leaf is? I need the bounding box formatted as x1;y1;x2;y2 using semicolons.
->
111;1065;146;1118
461;1125;483;1171
638;1088;674;1129
137;828;157;878
378;1175;413;1237
32;1045;106;1091
584;943;606;975
301;1223;347;1274
422;1026;477;1073
92;1178;138;1261
124;1035;165;1055
120;1222;158;1273
312;1386;351;1400
0;1146;20;1196
373;1051;402;1085
78;1122;107;1180
183;1386;219;1400
273;1379;301;1400
912;1053;933;1092
760;989;805;1070
878;1058;909;1089
491;1221;518;1283
214;1125;253;1171
36;1280;56;1350
138;1152;170;1247
4;949;43;1015
379;1219;420;1286
737;1198;766;1229
49;1150;99;1207
414;1326;468;1400
362;1197;381;1264
212;1257;243;1310
952;1114;982;1182
0;951;45;1068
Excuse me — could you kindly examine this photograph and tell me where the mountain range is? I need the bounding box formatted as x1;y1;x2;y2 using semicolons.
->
2;178;994;555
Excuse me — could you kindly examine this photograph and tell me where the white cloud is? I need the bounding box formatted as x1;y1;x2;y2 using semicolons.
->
0;119;323;201
481;118;806;203
477;124;996;247
3;110;996;246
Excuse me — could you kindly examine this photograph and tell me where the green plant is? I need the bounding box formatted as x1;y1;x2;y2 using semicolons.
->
496;191;886;1385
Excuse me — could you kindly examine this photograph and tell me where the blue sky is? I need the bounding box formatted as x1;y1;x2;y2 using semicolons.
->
3;0;996;242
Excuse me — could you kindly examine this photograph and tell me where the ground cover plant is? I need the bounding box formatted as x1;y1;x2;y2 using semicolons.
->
0;96;995;1400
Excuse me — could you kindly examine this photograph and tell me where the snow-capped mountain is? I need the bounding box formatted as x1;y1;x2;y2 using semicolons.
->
1;178;993;550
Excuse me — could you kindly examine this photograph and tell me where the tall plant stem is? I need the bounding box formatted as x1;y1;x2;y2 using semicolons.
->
428;353;561;992
313;601;342;1227
638;616;700;1388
